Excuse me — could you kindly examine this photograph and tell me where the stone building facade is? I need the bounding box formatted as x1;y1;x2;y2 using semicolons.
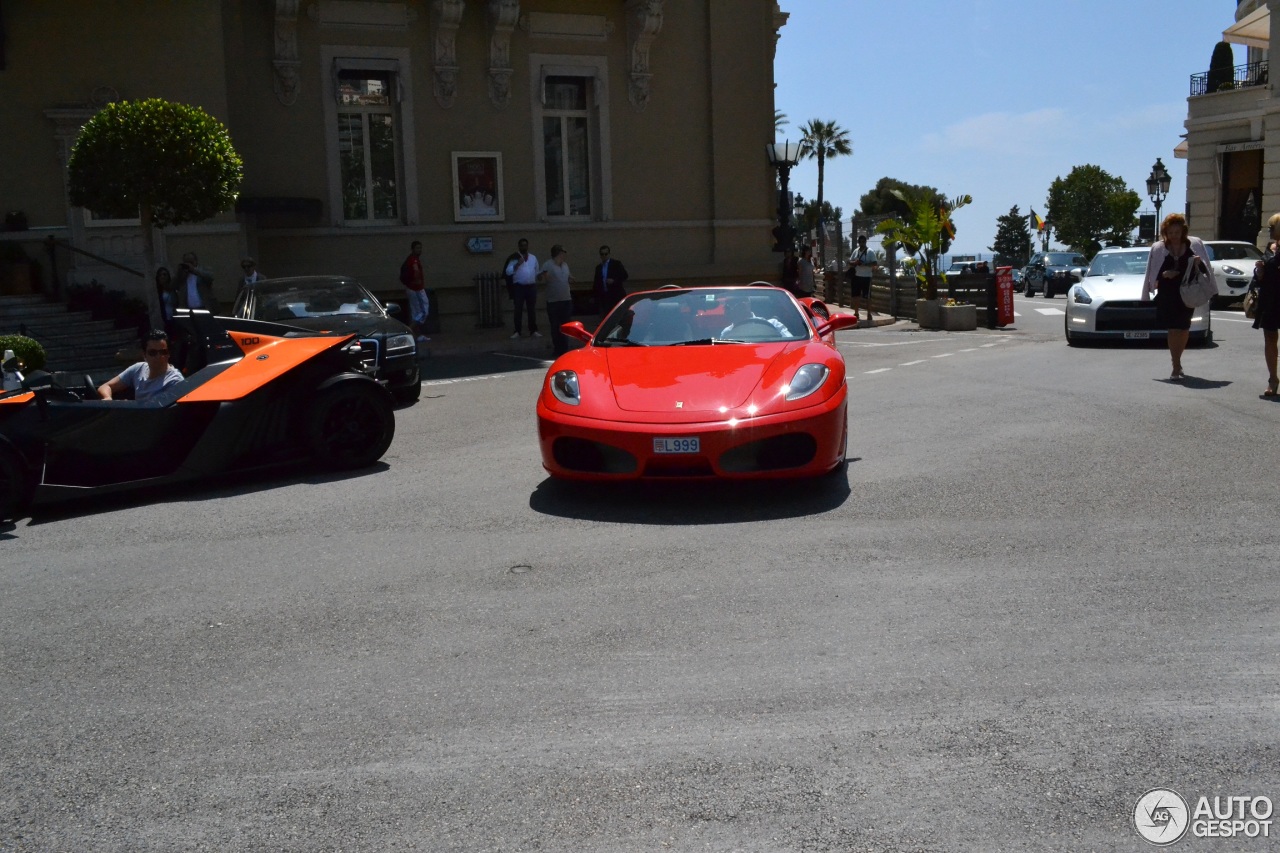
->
0;1;789;331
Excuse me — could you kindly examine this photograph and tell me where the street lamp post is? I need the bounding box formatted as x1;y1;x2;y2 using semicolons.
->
766;141;802;252
1146;157;1172;237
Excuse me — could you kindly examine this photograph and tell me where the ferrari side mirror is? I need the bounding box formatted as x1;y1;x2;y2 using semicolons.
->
816;314;859;335
561;321;593;343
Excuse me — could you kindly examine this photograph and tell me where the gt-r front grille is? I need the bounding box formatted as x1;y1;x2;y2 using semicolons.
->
1095;301;1159;332
719;433;817;473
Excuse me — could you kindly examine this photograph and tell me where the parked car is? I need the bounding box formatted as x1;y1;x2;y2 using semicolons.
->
0;312;396;520
946;261;977;276
1063;247;1212;346
537;285;859;480
1024;251;1088;298
1011;268;1024;292
231;276;421;403
1203;240;1263;307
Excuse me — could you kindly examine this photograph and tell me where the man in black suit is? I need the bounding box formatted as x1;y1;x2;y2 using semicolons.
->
593;245;629;322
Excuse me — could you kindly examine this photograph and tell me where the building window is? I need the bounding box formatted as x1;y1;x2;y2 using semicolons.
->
542;76;592;217
531;56;612;221
336;70;399;222
321;48;419;227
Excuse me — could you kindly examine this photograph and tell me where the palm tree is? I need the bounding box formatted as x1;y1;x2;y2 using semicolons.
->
774;110;788;135
798;118;852;267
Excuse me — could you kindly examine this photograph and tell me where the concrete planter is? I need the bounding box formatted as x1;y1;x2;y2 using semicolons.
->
916;298;942;329
940;303;977;331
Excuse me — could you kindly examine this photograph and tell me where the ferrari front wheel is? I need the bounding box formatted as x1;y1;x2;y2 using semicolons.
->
305;381;396;470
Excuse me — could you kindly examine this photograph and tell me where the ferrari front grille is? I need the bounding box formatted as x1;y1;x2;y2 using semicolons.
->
719;433;817;472
552;437;637;474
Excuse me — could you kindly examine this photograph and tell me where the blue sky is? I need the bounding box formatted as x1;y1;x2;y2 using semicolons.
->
773;1;1244;258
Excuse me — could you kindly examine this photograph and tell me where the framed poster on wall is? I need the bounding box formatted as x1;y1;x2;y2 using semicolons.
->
452;151;504;222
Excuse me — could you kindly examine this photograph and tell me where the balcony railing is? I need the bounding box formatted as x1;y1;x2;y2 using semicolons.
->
1190;60;1268;96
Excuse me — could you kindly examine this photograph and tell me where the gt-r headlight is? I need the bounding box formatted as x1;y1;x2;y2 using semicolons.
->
784;363;829;401
550;370;580;405
385;333;416;351
1072;288;1092;304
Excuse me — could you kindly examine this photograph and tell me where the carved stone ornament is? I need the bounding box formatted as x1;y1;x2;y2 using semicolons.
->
432;0;466;108
487;0;520;108
624;0;663;111
274;0;302;105
771;1;789;60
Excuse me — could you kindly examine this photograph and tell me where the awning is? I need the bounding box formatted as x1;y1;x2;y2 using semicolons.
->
1224;5;1269;49
1173;139;1188;160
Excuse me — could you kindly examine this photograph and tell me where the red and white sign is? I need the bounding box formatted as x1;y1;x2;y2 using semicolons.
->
996;266;1015;327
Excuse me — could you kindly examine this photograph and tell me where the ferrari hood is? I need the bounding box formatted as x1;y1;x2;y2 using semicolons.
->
1077;274;1145;301
604;344;789;413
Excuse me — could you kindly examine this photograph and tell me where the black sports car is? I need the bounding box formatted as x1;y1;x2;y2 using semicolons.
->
231;276;422;403
0;312;396;521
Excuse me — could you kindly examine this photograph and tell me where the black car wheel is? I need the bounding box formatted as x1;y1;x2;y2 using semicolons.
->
0;448;32;522
305;381;396;469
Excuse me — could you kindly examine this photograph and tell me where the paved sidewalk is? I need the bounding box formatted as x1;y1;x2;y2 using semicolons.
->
420;310;897;358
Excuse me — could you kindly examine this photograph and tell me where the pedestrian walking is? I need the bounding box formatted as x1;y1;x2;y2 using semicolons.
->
1250;214;1280;397
780;248;799;294
504;238;541;339
175;252;216;312
593;245;629;322
539;244;575;357
399;241;430;342
851;235;875;323
1142;213;1211;380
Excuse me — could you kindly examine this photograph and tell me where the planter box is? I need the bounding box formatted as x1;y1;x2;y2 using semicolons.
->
916;298;941;329
940;303;977;331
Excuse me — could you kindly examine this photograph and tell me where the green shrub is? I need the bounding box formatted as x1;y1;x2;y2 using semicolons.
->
1207;41;1235;93
0;334;46;372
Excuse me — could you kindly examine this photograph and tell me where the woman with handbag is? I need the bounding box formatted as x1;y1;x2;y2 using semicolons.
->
1142;213;1212;380
1250;216;1280;397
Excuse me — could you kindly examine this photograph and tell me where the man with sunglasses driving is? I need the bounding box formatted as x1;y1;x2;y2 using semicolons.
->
97;330;183;402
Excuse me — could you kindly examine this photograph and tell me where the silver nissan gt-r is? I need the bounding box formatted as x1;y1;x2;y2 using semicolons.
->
1064;246;1212;346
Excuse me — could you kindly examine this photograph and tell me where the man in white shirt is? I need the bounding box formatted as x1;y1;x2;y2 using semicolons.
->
504;238;541;339
719;296;794;339
176;252;216;313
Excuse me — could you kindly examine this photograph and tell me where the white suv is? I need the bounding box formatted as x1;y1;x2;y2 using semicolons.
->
1203;241;1263;307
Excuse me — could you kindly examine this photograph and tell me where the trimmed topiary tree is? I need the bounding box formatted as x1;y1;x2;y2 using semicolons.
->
1207;41;1236;93
0;334;47;372
66;99;243;327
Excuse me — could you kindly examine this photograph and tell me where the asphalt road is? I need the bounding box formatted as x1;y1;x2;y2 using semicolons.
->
2;293;1277;852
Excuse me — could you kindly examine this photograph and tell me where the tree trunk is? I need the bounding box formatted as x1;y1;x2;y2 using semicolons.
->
816;152;826;270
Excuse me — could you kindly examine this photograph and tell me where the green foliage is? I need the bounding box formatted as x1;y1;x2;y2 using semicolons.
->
859;177;944;220
875;188;972;288
798;119;853;263
0;334;46;372
989;205;1033;268
1207;41;1235;93
1045;164;1140;257
67;98;242;227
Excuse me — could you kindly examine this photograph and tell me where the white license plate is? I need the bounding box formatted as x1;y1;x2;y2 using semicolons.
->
653;437;700;454
1124;331;1150;340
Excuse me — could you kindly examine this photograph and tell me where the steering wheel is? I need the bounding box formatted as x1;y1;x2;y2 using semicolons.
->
723;317;781;340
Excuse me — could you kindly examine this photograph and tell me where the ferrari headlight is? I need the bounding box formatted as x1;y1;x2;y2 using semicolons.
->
386;333;415;351
785;363;829;401
550;370;580;406
1072;288;1093;304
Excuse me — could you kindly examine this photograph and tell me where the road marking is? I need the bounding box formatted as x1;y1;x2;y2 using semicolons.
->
1212;316;1256;324
864;367;892;374
932;353;954;358
958;348;979;352
980;343;998;347
899;360;926;366
493;352;554;364
422;373;522;386
1035;307;1066;316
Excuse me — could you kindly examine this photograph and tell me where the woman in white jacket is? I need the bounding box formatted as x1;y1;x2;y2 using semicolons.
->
1142;213;1212;380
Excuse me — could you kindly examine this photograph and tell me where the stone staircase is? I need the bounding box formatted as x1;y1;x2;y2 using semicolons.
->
0;294;140;384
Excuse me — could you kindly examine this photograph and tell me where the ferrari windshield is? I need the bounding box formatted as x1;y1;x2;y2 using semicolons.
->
245;281;384;321
1085;250;1148;276
595;288;810;345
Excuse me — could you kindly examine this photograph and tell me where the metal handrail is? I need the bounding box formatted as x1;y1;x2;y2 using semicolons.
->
1190;59;1269;96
